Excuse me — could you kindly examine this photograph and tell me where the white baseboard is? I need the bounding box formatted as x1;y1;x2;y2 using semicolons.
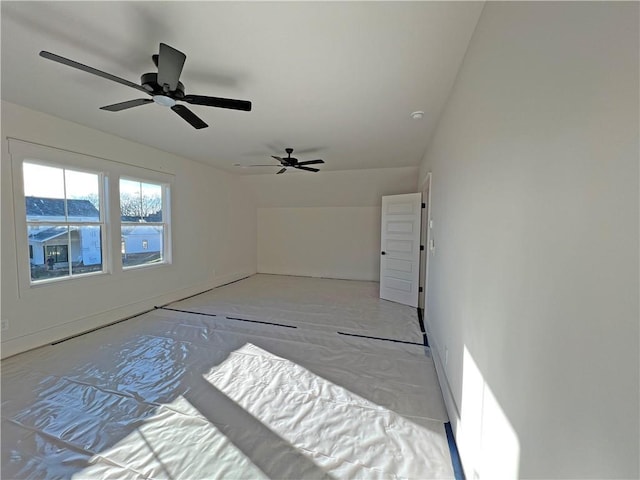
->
430;339;470;479
211;270;256;288
1;270;257;359
257;267;377;282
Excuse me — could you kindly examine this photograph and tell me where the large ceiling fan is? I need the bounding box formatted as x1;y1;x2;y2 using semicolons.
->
39;43;252;129
237;148;325;174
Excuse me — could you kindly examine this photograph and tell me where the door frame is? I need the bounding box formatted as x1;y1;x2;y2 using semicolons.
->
418;172;432;316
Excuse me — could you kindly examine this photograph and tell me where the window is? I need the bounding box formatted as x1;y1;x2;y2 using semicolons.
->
120;178;170;269
10;139;173;292
23;161;105;283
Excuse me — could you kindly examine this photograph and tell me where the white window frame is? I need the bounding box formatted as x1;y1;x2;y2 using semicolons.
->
9;139;174;296
10;141;109;291
24;161;107;283
119;176;172;270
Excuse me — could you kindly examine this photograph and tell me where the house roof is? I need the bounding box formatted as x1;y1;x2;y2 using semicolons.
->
26;196;99;218
121;225;163;236
29;226;67;242
121;212;162;223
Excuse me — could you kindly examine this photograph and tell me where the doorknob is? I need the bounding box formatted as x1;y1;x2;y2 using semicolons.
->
381;251;386;255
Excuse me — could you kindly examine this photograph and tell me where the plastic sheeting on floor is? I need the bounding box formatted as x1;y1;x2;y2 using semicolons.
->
2;275;452;479
170;274;424;343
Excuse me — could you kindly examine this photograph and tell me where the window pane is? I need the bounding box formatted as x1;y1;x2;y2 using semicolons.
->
141;182;162;222
28;225;69;281
120;178;142;221
23;162;64;199
69;225;103;275
28;225;104;282
24;163;65;221
122;225;163;268
120;179;163;222
65;170;100;219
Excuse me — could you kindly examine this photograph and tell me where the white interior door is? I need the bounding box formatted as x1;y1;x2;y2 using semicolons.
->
380;193;422;307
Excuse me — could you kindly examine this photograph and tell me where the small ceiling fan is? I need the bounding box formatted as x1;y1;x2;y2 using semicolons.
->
236;148;325;174
39;43;252;129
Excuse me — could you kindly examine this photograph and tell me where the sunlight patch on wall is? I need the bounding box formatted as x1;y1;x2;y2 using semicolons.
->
459;346;520;479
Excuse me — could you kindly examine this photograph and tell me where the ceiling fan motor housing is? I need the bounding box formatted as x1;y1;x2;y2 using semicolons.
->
284;148;298;165
246;148;324;173
141;72;185;99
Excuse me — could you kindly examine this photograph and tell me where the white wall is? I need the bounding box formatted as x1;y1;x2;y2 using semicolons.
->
257;207;381;280
1;101;256;358
420;3;639;479
243;167;418;281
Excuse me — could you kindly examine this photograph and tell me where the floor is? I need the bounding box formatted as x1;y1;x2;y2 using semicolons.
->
1;274;453;479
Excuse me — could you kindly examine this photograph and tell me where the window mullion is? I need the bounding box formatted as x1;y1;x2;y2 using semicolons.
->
67;226;73;276
63;167;68;221
27;221;104;227
138;182;143;220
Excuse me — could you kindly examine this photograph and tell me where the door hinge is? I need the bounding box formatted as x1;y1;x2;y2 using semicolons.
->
421;202;426;208
419;287;423;293
420;245;424;251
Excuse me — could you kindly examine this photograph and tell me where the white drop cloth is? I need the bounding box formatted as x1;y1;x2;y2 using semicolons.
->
170;274;424;343
2;275;452;479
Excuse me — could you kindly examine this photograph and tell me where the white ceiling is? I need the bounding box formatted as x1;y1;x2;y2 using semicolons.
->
1;1;483;174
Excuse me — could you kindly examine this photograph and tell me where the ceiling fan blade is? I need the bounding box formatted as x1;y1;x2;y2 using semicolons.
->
276;168;287;175
183;95;252;111
295;166;320;172
100;98;153;111
157;43;186;92
171;104;208;129
290;147;323;155
39;51;149;94
296;159;325;166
